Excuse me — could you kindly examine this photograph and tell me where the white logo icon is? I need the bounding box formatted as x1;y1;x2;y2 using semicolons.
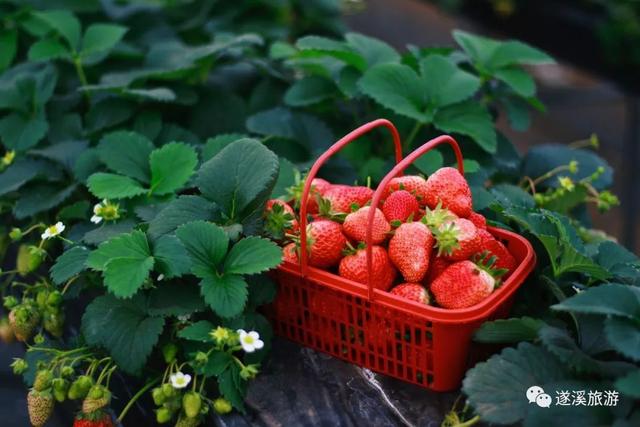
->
536;393;552;408
526;386;551;408
526;385;545;404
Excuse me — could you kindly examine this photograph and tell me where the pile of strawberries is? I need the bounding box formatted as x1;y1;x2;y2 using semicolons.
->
265;167;517;310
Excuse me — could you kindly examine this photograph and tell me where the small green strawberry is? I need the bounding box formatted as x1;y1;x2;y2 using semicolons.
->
17;244;46;275
8;304;41;342
182;392;202;418
213;397;232;414
152;387;166;406
162;342;178;363
34;369;54;392
175;414;200;427
156;407;172;424
82;385;110;414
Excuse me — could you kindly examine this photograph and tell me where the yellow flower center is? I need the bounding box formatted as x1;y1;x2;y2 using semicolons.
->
244;335;254;344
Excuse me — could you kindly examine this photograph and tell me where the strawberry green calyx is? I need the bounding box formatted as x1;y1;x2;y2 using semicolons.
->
34;369;54;391
342;241;365;257
432;222;461;257
422;202;457;230
473;251;509;284
315;196;347;223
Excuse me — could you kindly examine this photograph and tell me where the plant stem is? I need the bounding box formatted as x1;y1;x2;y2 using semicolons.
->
117;377;160;423
404;121;423;152
73;56;91;102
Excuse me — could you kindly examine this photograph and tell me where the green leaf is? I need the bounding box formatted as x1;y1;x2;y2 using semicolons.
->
149;142;198;195
552;284;640;318
196;351;233;377
538;234;611;280
453;30;553;70
494;67;536;97
82;294;165;374
523;144;613;190
28;39;70;62
148;196;216;239
14;183;77;219
31;140;88;170
97;131;154;183
88;230;154;297
296;35;365;70
489;40;554;69
0;112;48;151
247;275;277;307
462;342;568;425
88;230;150;269
85;97;134;134
83;220;136;245
433;101;497;152
218;365;246;411
0;29;17;71
57;200;90;221
200;273;248;318
87;173;147;199
178;320;215;342
32;10;81;51
224;237;282;275
148;282;206;317
0;158;49;197
196;139;279;224
502;96;532;131
474;317;545;343
358;63;426;122
615;370;640;398
202;134;248;162
605;316;640;361
81;23;127;56
104;256;155;298
284;76;335;107
246;107;334;153
151;235;190;278
413;150;444;175
50;246;89;285
176;221;229;279
420;54;480;107
344;32;400;67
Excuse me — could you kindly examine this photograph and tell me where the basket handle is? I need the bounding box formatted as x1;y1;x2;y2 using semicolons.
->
299;119;403;276
365;135;464;301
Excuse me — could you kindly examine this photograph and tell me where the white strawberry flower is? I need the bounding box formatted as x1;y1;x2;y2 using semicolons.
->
237;329;264;353
41;222;66;240
91;199;120;224
169;372;191;389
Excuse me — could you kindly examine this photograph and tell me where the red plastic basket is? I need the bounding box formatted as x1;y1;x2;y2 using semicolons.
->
266;119;536;391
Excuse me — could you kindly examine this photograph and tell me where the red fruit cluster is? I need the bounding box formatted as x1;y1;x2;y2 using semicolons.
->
271;169;518;310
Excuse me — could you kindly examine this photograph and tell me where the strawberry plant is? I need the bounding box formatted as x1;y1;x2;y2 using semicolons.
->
0;1;638;426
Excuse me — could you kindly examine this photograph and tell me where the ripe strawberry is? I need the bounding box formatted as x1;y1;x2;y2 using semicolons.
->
423;255;452;285
476;229;517;277
388;222;434;282
430;259;503;309
27;389;54;427
389;283;430;305
424;167;472;218
9;305;40;342
264;199;298;239
343;206;390;244
73;412;115;427
306;220;347;269
339;245;396;291
282;243;298;264
433;218;481;261
322;185;373;213
382;190;420;224
468;211;487;229
383;175;429;205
